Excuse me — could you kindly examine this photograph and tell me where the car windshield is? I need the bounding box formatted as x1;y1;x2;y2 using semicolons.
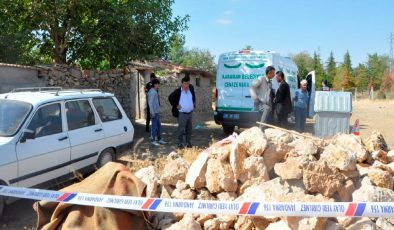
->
0;99;32;136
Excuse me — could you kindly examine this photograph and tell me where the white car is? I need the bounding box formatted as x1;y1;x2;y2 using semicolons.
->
0;88;134;216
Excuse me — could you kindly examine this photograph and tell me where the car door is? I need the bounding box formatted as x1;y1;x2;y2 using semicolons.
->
92;97;133;149
65;99;105;172
15;102;70;187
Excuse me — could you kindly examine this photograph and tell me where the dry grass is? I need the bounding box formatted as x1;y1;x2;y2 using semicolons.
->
122;146;205;174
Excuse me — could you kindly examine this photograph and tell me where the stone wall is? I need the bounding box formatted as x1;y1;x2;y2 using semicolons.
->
0;63;44;93
37;64;137;121
0;63;213;124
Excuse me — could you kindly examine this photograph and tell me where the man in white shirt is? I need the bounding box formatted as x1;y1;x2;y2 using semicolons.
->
168;76;196;148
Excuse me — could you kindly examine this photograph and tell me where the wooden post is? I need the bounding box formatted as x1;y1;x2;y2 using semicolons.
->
355;88;357;101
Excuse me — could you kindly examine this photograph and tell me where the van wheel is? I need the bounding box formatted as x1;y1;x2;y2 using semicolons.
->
222;125;235;135
97;148;115;168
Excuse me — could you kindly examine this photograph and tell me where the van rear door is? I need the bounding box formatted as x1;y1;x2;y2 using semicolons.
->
217;52;268;112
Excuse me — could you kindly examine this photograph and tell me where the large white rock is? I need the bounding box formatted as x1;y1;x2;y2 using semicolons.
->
332;133;368;163
171;181;197;200
166;214;202;230
205;158;237;193
376;218;394;230
203;218;220;230
134;166;160;197
185;149;210;189
352;177;394;202
337;180;355;202
279;191;330;230
197;188;216;200
161;158;189;186
302;161;346;197
368;168;394;189
236;178;291;203
289;138;319;156
320;144;357;171
265;221;292;230
239;156;269;183
346;218;377;230
264;128;294;143
365;131;389;152
263;144;288;172
235;127;268;157
216;192;237;201
274;156;305;180
230;142;248;180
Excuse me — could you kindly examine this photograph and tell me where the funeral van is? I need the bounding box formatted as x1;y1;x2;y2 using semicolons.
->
0;88;134;216
214;50;315;134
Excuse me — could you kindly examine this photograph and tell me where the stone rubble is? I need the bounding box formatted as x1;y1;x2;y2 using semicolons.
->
131;127;394;230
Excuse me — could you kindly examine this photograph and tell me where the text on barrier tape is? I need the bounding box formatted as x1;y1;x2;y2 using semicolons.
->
0;185;393;217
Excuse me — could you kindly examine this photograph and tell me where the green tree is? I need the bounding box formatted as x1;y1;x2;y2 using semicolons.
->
343;50;353;73
333;51;354;90
167;34;216;74
290;52;313;79
366;53;389;89
354;64;369;89
167;34;186;65
243;45;254;50
0;0;189;69
181;48;216;73
325;51;336;87
312;51;325;88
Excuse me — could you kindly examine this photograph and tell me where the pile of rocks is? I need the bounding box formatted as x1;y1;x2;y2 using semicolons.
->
134;128;394;230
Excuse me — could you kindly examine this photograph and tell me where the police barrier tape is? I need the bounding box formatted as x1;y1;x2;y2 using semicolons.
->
0;185;393;217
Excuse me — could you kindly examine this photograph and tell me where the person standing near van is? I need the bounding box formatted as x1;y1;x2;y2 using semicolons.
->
145;73;157;132
294;80;309;132
250;66;275;129
168;76;195;148
273;71;292;128
148;78;166;146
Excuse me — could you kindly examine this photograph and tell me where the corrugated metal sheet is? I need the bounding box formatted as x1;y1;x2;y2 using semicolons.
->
314;112;351;137
314;91;352;113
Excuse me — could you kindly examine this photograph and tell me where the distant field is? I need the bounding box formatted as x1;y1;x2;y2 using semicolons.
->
350;99;394;150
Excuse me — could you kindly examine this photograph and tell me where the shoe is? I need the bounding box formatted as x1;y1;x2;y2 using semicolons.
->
186;143;192;148
158;140;167;144
151;141;160;146
177;143;184;148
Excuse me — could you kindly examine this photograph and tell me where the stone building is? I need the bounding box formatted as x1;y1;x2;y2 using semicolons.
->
0;61;214;124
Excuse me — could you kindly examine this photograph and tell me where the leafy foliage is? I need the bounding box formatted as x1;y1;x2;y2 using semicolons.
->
167;34;216;74
0;0;189;69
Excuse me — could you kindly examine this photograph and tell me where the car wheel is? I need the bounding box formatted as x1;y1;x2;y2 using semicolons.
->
97;148;115;168
222;125;235;135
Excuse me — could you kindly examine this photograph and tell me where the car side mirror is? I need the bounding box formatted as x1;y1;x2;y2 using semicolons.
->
20;129;35;143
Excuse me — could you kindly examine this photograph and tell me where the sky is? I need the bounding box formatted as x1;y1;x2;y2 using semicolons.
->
172;0;394;67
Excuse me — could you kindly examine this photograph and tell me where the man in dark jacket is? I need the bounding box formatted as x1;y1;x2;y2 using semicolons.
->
273;71;292;128
145;73;157;132
168;76;196;148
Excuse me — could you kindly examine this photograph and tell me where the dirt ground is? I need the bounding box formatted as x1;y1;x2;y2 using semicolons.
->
1;99;393;229
350;99;394;149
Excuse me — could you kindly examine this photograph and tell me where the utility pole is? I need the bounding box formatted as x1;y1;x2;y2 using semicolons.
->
390;33;394;73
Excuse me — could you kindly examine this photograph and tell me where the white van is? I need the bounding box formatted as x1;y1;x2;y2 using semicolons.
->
0;88;134;216
214;50;314;134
